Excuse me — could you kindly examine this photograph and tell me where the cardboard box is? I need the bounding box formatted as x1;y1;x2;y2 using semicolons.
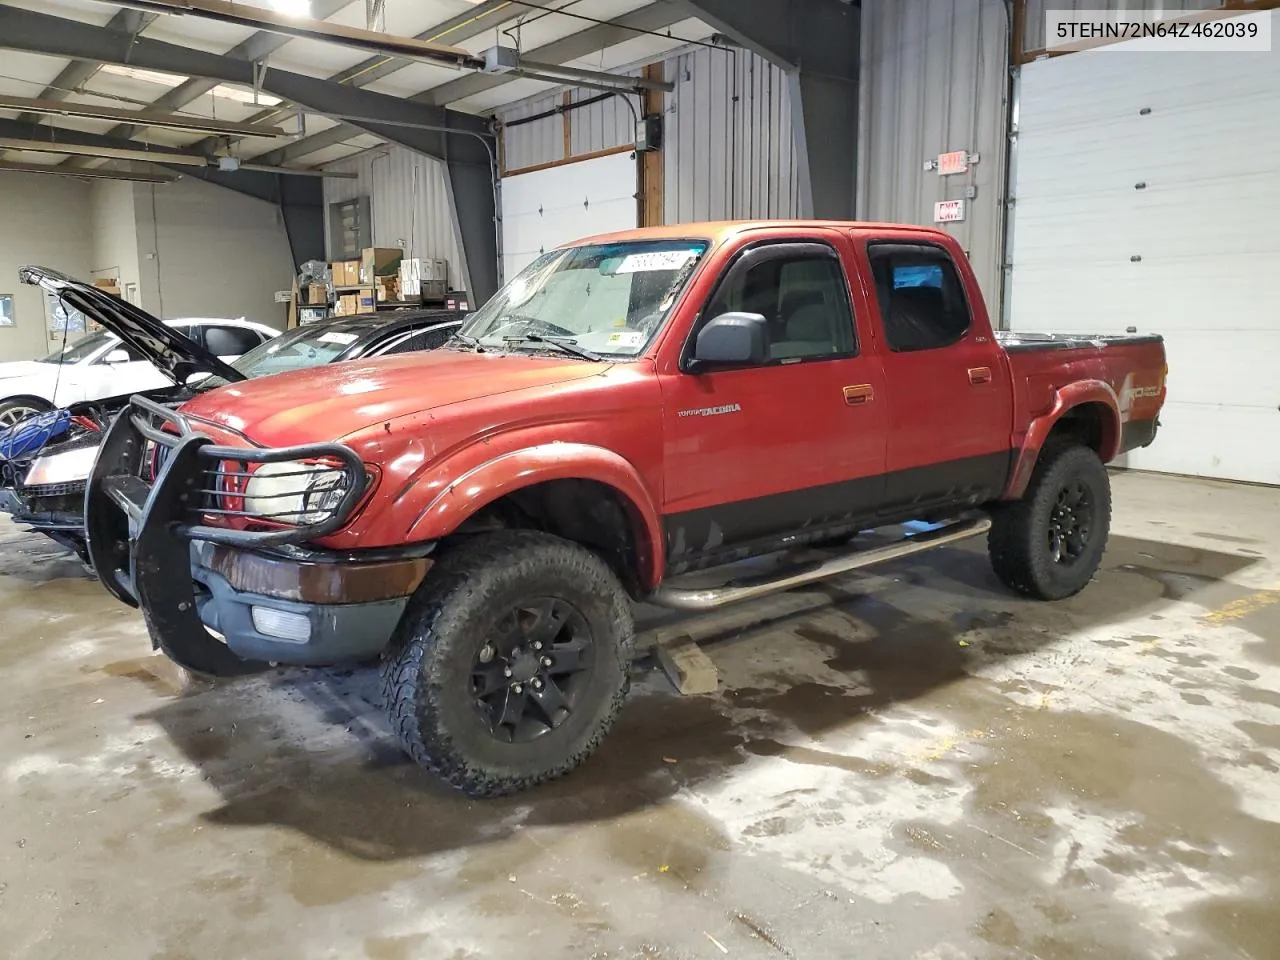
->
334;294;360;317
361;247;402;285
331;260;360;286
357;287;377;313
305;283;328;305
376;276;400;302
92;278;121;297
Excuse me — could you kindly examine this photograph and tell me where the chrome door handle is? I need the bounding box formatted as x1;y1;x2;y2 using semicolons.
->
844;384;874;405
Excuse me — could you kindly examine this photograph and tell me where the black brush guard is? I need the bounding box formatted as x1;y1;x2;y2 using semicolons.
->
85;395;367;676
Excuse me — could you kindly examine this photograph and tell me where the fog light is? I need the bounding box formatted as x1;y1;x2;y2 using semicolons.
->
250;606;311;643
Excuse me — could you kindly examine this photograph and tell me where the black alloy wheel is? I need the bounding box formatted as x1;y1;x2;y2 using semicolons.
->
1048;477;1094;566
470;598;594;743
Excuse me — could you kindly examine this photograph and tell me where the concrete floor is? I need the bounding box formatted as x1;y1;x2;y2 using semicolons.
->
1;471;1279;960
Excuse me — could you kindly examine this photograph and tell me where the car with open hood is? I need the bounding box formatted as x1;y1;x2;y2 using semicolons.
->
0;266;465;560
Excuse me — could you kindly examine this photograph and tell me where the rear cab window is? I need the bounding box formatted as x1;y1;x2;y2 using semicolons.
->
867;243;972;352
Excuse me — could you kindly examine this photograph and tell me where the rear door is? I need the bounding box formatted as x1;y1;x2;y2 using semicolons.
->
863;241;1013;513
659;236;888;565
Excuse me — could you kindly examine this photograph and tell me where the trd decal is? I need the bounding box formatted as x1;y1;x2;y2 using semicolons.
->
676;403;742;419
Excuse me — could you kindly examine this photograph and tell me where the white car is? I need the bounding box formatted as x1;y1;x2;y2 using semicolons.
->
0;317;280;427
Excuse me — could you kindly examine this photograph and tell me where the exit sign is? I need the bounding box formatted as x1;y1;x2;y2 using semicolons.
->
934;199;966;223
937;150;969;175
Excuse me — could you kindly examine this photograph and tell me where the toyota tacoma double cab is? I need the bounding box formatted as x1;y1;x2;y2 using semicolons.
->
69;221;1166;797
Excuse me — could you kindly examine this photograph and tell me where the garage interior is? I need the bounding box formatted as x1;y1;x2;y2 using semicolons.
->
1;1;1278;958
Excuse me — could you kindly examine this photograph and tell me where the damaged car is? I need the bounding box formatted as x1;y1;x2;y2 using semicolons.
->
1;266;465;561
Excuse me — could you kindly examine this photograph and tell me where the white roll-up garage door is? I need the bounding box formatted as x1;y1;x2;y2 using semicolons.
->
500;150;638;281
1008;10;1280;485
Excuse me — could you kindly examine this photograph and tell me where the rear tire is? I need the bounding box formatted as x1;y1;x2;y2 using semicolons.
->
380;530;634;797
988;442;1111;600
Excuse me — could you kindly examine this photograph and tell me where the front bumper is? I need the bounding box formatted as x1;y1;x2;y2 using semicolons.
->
85;395;432;676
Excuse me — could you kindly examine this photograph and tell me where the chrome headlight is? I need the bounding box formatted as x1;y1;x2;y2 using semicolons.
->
24;443;100;489
241;462;350;524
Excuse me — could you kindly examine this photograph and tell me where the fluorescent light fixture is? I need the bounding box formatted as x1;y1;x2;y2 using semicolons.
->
98;64;283;107
267;0;311;15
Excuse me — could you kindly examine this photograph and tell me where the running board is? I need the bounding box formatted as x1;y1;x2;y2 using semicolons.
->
649;515;992;612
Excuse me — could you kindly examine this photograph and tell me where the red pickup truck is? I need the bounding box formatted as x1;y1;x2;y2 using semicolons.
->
77;221;1166;797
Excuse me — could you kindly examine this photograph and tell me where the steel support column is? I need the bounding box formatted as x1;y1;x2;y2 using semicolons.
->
680;0;860;220
0;6;499;300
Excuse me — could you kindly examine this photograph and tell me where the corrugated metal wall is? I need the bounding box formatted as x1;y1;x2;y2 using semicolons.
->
502;88;635;171
497;46;805;224
856;0;1010;315
321;144;465;291
663;45;806;223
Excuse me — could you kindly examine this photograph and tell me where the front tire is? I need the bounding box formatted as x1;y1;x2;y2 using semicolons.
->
988;442;1112;600
381;530;634;797
0;397;52;429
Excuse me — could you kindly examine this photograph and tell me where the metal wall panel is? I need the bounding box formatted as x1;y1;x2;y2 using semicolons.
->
502;87;636;172
663;45;805;224
322;144;465;291
856;0;1011;315
496;47;804;225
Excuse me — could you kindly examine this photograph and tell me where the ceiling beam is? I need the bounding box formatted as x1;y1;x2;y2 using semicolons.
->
0;136;211;166
181;0;556;158
0;94;287;138
97;0;356;145
0;159;176;183
90;0;482;68
13;8;155;127
257;1;687;165
421;1;689;106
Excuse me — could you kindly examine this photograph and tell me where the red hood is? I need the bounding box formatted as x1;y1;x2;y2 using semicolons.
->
179;350;607;446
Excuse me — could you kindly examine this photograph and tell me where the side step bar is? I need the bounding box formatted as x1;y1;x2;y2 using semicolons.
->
649;515;992;612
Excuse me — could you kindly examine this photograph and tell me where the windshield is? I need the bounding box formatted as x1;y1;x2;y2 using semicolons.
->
194;324;359;391
39;330;114;364
459;239;708;357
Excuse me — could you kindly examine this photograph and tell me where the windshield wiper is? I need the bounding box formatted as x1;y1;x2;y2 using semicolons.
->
501;332;601;362
448;331;485;352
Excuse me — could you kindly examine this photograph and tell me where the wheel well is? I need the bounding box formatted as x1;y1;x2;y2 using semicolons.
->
449;479;645;596
1046;401;1116;459
0;395;53;411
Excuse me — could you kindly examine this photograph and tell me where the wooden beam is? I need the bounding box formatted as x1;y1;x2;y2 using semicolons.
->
501;143;635;179
562;91;573;162
640;62;665;227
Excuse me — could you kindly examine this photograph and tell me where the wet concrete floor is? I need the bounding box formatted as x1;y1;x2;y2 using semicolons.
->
1;471;1278;959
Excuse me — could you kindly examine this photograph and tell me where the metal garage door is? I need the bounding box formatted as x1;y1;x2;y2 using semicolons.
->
1008;10;1280;484
500;150;637;281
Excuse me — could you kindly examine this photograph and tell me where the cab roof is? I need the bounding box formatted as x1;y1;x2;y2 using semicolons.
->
569;220;957;248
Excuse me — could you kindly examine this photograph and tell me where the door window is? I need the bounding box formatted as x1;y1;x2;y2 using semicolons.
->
700;245;857;363
867;243;971;352
204;325;265;356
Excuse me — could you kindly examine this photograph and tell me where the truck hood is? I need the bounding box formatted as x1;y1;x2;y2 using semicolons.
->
179;349;609;445
18;265;245;387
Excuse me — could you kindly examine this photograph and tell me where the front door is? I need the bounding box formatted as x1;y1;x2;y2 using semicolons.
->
659;238;888;567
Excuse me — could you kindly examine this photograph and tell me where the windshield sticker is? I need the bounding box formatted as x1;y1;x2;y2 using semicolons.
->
318;332;359;345
606;331;645;347
615;250;698;274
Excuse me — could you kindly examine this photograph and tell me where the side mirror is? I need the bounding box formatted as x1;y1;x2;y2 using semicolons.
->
691;312;768;368
103;348;130;364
